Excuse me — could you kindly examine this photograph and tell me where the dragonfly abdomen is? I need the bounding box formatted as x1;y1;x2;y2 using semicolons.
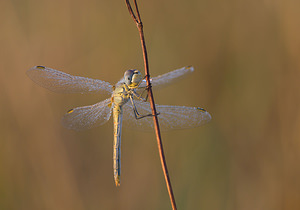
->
113;105;123;186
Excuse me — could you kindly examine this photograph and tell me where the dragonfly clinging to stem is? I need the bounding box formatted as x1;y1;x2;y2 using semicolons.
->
26;65;211;186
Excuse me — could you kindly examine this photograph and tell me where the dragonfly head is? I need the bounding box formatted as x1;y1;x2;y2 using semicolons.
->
124;69;142;87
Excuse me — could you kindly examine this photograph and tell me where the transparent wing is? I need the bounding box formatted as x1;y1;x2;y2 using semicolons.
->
122;99;211;132
139;66;194;89
62;98;112;131
115;66;194;89
27;66;113;95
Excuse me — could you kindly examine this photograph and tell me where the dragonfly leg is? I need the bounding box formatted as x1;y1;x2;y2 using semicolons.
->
140;81;155;102
132;90;148;102
129;95;159;119
140;88;148;102
134;75;153;102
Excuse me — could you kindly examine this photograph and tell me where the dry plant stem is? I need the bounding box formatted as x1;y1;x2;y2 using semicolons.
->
125;1;177;210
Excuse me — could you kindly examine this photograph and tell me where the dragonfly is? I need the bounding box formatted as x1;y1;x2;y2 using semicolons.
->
26;65;211;186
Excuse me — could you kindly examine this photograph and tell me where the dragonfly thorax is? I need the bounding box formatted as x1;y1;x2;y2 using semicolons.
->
112;84;131;107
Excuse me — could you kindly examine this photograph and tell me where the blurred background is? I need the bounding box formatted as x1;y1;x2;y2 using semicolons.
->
1;0;300;209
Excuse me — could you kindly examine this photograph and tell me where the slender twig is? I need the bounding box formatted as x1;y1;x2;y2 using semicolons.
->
124;1;177;210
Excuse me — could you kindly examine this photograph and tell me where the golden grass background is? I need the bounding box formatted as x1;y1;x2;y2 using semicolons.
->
1;0;300;209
